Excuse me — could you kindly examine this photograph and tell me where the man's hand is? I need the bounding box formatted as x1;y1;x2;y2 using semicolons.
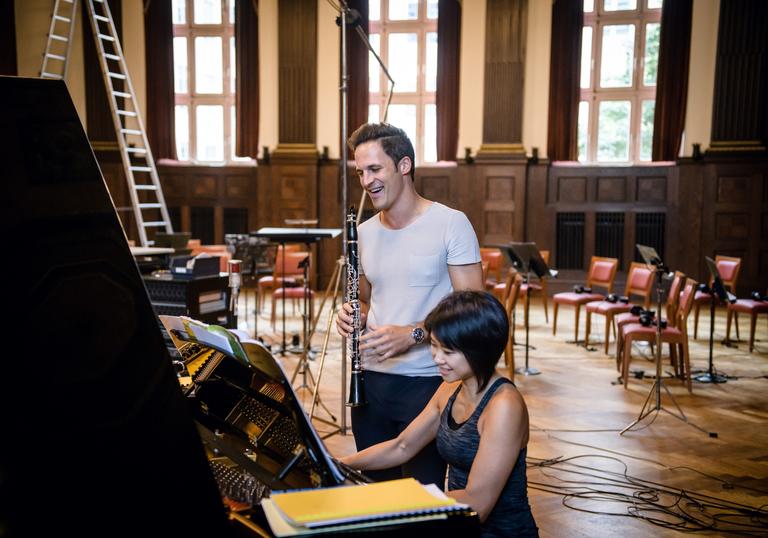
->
360;325;414;361
335;302;367;338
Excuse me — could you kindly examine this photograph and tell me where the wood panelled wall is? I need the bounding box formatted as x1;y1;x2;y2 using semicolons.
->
133;156;766;296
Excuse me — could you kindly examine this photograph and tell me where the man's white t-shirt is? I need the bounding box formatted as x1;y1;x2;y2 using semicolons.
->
358;202;481;376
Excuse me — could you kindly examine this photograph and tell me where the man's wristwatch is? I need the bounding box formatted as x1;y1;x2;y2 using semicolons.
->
411;326;425;345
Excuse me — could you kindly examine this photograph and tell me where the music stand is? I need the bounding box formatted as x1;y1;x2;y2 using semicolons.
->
504;242;557;376
252;227;341;428
621;245;711;436
694;257;736;384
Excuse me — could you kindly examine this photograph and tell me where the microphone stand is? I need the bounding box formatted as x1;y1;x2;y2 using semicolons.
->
515;259;540;376
694;277;729;384
621;257;710;436
332;0;395;435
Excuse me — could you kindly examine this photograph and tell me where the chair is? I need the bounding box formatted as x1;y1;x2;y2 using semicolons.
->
725;291;768;352
519;250;551;324
614;271;686;368
270;251;315;330
189;243;232;272
501;270;523;378
552;256;619;343
692;255;741;339
584;261;654;354
480;247;504;290
257;244;303;312
619;280;698;393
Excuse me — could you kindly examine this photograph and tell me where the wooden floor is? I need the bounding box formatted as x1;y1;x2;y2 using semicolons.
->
241;291;768;537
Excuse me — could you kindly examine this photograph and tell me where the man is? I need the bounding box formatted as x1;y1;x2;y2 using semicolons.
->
336;123;483;485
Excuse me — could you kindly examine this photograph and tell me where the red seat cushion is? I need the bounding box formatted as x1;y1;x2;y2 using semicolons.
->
520;282;542;294
492;282;506;301
585;300;633;314
259;276;298;287
729;299;768;314
621;323;682;338
273;287;315;299
616;312;640;326
553;292;604;305
694;290;713;303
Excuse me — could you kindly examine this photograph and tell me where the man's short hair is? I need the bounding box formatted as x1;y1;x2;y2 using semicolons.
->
424;291;509;392
347;122;416;179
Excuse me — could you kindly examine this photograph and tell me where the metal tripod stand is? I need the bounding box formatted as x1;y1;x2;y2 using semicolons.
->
309;256;347;438
289;257;339;434
621;251;711;436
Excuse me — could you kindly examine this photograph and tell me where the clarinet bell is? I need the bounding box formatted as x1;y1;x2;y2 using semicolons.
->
347;372;366;407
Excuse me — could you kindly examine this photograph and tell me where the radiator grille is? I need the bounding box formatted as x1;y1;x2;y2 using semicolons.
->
595;212;625;267
556;212;585;269
191;206;215;245
223;207;249;235
635;213;666;262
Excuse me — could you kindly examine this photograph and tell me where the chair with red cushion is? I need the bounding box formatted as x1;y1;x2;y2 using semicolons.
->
480;247;504;291
585;261;654;354
501;271;523;378
725;291;768;353
269;251;314;330
614;271;686;369
619;280;698;393
692;255;741;339
552;256;619;343
257;244;303;312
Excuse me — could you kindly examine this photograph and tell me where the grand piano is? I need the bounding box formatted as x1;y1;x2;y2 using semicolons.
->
0;76;478;537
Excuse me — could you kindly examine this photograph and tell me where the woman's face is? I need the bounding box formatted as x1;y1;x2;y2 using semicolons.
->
430;337;473;382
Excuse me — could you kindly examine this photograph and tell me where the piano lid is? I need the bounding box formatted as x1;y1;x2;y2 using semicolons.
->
160;316;348;490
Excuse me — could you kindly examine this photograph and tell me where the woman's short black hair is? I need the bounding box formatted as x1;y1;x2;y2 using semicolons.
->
424;291;509;392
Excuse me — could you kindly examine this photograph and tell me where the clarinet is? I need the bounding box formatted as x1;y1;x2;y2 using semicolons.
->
346;206;366;407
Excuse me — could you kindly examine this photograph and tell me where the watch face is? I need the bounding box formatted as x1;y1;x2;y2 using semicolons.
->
412;327;425;344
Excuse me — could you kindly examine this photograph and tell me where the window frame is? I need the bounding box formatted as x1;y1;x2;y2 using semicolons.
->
579;0;661;163
173;0;240;164
369;0;438;164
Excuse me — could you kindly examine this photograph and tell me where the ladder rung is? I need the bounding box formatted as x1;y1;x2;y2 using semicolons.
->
121;129;142;135
115;206;133;212
50;34;69;42
98;34;115;42
113;91;131;98
126;147;147;154
104;53;120;61
130;166;152;172
139;203;162;209
108;72;126;80
94;14;109;22
135;185;158;191
143;222;168;228
54;15;72;22
117;110;137;117
45;53;67;61
41;72;64;79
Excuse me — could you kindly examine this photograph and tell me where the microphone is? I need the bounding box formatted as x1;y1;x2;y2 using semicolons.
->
228;259;242;329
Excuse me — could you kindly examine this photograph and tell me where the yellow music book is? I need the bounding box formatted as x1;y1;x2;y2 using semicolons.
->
269;478;457;528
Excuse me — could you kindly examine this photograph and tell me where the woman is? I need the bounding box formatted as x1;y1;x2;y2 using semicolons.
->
340;291;538;537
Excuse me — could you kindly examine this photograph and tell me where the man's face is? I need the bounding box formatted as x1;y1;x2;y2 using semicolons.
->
354;140;410;211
